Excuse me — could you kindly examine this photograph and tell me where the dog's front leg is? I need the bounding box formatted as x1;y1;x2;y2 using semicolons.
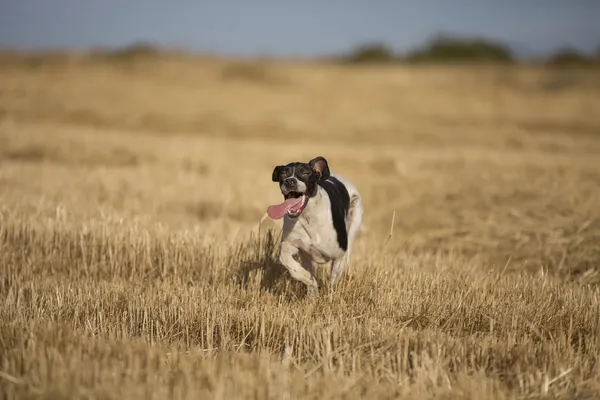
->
299;251;318;298
279;242;319;297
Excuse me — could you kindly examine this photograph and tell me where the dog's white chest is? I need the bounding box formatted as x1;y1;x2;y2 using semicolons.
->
282;198;344;263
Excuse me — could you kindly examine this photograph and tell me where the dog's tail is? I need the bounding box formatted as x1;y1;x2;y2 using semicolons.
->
345;193;363;270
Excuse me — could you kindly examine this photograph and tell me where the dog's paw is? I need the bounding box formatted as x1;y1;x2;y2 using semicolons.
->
306;285;319;299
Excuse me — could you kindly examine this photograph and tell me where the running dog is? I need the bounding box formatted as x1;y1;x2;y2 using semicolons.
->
267;156;363;297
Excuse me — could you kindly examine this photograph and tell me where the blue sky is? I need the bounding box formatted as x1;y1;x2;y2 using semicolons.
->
1;0;599;58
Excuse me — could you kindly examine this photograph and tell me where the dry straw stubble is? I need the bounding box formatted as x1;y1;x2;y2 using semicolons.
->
1;52;600;399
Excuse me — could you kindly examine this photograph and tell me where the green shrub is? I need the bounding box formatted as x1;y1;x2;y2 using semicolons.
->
341;43;398;64
406;35;515;63
546;47;595;67
94;42;161;62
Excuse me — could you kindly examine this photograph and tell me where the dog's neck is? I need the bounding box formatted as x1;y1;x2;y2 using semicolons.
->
301;185;326;217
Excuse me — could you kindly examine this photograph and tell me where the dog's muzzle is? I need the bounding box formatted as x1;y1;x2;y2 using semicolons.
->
283;178;296;190
267;178;310;220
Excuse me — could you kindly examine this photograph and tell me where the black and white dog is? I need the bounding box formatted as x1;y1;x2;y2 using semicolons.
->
267;156;363;297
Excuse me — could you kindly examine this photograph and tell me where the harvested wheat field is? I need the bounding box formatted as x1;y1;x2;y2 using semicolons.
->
1;52;600;399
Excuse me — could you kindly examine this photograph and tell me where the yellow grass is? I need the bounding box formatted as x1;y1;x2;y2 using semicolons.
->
1;52;600;399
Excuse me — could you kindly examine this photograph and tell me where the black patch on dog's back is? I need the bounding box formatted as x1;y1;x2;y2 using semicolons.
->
318;176;350;251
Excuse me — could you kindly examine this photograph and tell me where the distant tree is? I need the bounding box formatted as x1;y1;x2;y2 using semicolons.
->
406;35;515;63
98;42;162;62
342;43;398;64
547;47;593;67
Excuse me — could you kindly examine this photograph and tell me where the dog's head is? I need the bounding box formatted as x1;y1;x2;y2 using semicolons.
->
269;156;330;218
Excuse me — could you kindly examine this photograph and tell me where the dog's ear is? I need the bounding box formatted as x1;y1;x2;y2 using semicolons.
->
309;156;330;180
272;165;284;182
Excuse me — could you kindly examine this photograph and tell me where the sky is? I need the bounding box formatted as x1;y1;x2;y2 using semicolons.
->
1;0;599;58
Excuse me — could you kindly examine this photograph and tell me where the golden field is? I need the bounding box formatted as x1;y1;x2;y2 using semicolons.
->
1;52;600;399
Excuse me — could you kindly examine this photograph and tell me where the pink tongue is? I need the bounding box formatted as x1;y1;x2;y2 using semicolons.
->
267;196;304;219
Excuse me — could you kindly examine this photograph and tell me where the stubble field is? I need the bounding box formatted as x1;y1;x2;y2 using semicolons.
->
1;52;600;399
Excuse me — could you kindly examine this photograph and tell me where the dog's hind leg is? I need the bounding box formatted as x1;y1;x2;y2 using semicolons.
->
331;194;363;288
330;256;348;289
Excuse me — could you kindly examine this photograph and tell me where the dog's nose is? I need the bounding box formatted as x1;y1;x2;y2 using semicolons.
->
284;179;296;189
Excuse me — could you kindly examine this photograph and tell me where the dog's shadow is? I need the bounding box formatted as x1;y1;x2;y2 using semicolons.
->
232;229;307;297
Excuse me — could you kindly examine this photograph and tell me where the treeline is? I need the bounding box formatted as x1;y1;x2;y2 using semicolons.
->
340;35;600;67
3;35;599;68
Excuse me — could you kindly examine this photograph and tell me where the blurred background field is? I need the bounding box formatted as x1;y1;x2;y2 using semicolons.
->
1;2;600;399
2;47;599;276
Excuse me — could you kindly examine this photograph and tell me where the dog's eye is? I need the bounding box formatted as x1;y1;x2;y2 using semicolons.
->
302;172;310;177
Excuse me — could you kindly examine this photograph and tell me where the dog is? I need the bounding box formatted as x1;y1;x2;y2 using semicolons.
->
267;156;363;297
